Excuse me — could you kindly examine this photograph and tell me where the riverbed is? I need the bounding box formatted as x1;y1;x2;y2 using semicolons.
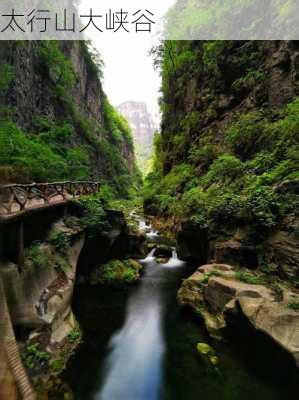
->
61;234;298;400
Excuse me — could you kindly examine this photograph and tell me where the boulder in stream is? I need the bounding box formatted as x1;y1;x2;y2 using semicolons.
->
90;259;143;286
155;244;173;258
178;263;299;368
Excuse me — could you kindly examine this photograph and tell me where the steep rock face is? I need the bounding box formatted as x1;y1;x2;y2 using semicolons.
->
1;42;104;131
160;41;299;174
1;220;84;335
146;40;299;280
0;218;84;397
0;41;140;193
118;101;156;174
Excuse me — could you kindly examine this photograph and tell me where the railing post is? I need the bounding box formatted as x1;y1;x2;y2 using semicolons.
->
16;221;24;270
0;180;99;217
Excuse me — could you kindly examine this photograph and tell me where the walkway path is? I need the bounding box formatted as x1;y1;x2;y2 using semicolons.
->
0;181;99;218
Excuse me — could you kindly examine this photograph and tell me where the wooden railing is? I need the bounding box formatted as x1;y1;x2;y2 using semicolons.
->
0;181;99;216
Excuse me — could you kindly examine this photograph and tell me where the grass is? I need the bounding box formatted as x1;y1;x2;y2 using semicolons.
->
201;270;223;284
235;270;266;285
67;327;81;343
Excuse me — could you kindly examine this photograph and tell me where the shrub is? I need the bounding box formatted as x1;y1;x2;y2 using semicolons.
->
0;119;69;182
208;191;245;224
79;196;110;236
48;231;70;254
202;154;244;187
90;259;142;285
188;143;219;171
50;358;65;373
67;327;81;343
246;152;277;174
65;148;90;180
162;163;196;195
22;343;50;370
245;186;281;228
37;41;75;88
202;41;226;71
225;112;266;160
53;254;71;275
179;187;207;216
103;97;134;149
25;243;49;269
232;69;266;93
97;184;116;205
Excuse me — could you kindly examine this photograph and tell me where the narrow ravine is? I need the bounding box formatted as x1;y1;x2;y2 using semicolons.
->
62;223;298;400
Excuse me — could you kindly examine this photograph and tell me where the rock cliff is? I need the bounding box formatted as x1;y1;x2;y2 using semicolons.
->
118;101;156;175
0;41;141;195
145;40;299;281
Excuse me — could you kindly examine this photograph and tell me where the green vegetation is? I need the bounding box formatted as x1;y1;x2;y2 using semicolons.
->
201;270;222;284
21;343;50;370
37;41;75;89
25;242;49;269
103;98;133;149
0;41;141;198
79;195;111;236
49;325;81;374
165;0;295;39
25;231;71;275
67;327;81;343
145;94;299;232
0;64;14;92
0;119;82;182
196;342;219;372
48;230;70;254
109;197;144;233
145;40;298;286
50;358;65;374
288;301;299;311
235;271;266;285
90;259;143;285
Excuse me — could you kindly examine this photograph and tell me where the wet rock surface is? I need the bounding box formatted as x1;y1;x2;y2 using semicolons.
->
178;263;299;368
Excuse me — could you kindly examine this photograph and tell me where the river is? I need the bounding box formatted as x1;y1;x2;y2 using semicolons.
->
62;225;298;400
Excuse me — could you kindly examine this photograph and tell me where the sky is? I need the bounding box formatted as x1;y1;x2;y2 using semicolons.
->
77;0;176;122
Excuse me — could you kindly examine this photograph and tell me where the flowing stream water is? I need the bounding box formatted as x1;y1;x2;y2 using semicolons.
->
62;223;299;400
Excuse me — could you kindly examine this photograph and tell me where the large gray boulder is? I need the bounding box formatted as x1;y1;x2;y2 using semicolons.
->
178;263;299;367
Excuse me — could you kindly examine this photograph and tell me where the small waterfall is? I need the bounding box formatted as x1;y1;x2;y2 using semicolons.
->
138;219;159;239
172;248;178;259
161;247;185;268
146;229;159;239
143;248;156;262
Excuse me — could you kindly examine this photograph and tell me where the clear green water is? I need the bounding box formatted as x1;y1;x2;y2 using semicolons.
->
62;254;299;400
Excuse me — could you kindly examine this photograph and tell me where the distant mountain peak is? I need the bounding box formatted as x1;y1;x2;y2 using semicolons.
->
118;101;157;175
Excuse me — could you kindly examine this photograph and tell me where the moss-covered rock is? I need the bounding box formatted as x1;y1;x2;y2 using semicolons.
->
155;244;173;258
197;342;219;368
90;259;143;286
179;263;299;368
